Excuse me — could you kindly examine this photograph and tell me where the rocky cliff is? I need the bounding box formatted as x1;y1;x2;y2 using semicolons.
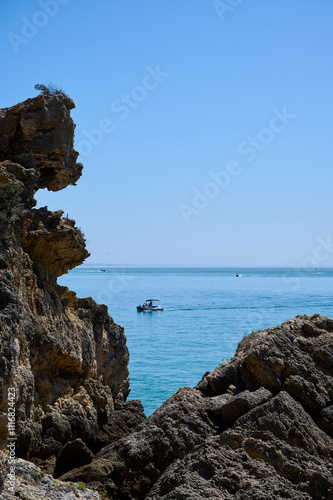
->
1;95;333;500
0;94;144;471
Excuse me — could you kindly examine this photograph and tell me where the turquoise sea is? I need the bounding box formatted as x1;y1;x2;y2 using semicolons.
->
58;267;333;416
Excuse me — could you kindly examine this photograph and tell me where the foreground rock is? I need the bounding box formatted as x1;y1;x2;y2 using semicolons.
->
0;458;101;499
64;314;333;499
0;94;145;467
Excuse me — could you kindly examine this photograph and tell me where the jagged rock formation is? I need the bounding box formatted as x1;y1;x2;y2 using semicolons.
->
0;94;82;190
0;95;145;469
1;94;333;500
63;315;333;499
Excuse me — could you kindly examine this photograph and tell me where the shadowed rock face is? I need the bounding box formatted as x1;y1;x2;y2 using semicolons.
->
0;94;145;464
63;315;333;499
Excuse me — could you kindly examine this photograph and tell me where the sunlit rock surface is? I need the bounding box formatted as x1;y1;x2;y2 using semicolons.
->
0;95;145;470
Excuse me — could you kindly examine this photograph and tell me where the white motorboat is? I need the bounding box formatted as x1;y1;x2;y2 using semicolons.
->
137;299;164;312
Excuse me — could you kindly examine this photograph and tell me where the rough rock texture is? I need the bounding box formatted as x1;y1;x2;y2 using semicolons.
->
20;207;89;277
64;314;333;499
0;95;145;471
0;94;82;190
0;458;101;499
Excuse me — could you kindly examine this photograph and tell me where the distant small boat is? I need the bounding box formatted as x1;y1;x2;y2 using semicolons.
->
137;299;164;312
235;273;241;277
100;269;106;272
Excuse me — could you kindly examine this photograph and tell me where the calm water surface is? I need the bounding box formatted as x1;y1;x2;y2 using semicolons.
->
58;267;333;415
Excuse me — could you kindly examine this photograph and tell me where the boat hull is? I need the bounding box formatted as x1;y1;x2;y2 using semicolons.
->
137;306;164;312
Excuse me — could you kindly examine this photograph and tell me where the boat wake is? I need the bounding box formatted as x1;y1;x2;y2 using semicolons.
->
164;304;289;312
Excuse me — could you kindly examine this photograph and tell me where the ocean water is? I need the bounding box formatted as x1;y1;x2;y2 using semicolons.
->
58;267;333;416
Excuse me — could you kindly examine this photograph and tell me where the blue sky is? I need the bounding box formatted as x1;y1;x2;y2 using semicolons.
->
1;0;333;266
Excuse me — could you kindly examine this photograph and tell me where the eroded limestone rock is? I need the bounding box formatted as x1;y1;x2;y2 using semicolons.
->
0;94;145;470
0;94;82;191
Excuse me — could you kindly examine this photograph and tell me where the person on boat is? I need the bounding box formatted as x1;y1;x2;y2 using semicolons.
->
149;301;153;307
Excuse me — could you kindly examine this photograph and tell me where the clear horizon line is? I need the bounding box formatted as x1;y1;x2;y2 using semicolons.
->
81;263;332;268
